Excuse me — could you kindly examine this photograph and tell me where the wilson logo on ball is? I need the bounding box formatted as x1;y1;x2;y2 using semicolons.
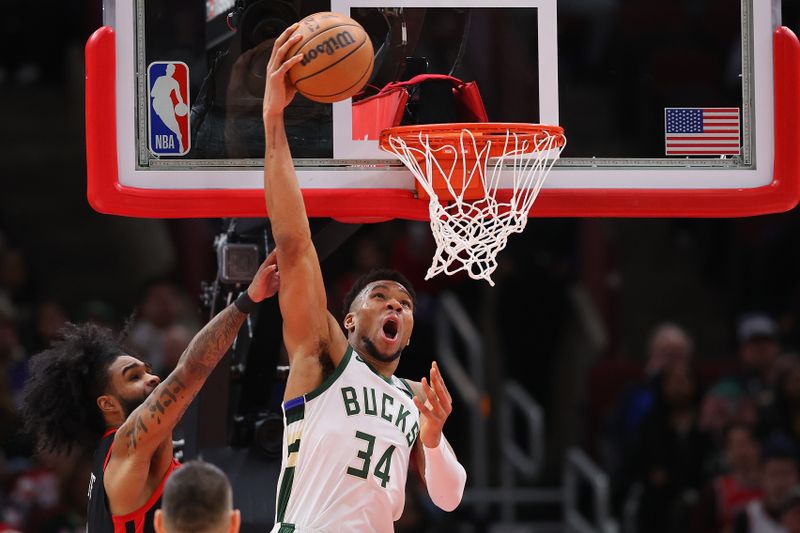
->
300;31;357;66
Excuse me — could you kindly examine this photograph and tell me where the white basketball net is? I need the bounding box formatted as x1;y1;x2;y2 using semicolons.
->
385;127;565;286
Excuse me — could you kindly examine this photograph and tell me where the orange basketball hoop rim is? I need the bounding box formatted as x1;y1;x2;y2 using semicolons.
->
379;122;567;285
379;122;566;201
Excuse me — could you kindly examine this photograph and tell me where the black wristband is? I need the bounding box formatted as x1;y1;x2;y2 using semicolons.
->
234;291;258;314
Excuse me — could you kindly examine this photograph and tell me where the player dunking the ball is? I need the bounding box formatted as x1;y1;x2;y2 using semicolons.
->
20;256;279;533
263;24;466;533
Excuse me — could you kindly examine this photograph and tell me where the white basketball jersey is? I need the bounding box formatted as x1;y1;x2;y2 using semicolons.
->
272;346;420;533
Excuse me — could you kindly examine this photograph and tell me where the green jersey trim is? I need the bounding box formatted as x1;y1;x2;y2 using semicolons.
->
398;378;415;399
275;466;295;522
353;352;416;399
354;353;395;384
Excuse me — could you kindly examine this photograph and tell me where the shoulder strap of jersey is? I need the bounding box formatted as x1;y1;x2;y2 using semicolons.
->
397;377;415;399
101;429;117;471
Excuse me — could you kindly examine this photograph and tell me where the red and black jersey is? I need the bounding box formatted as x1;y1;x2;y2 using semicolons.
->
87;429;180;533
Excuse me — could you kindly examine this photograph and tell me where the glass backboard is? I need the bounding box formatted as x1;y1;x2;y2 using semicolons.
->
86;0;800;219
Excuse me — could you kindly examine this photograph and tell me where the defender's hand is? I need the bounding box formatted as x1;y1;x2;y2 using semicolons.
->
413;361;453;448
262;23;304;120
247;250;280;302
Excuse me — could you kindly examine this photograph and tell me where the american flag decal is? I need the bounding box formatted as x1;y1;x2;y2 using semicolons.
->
664;108;740;156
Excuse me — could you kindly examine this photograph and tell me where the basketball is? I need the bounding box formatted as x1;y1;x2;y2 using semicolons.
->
174;103;188;117
287;12;374;104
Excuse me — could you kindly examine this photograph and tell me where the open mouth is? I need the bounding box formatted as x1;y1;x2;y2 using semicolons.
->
382;318;399;341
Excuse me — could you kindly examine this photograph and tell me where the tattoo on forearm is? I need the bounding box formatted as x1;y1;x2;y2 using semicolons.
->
123;305;244;452
146;375;186;425
124;375;187;453
178;305;246;377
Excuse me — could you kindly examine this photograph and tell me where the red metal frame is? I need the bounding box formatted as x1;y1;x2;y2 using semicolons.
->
86;26;800;220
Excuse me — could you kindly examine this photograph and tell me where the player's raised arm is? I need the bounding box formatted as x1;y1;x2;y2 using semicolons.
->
261;24;348;370
112;255;279;459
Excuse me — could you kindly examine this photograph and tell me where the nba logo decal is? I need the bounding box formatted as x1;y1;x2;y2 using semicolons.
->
147;62;190;156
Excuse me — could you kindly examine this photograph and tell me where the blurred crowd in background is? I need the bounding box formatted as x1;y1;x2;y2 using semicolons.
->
600;315;800;533
5;214;800;532
0;227;201;532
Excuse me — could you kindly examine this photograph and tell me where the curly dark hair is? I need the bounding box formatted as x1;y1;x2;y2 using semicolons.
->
341;268;416;316
21;322;126;454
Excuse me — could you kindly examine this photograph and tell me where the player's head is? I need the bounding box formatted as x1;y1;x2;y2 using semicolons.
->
166;63;176;76
154;461;240;533
342;269;416;364
21;322;160;454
